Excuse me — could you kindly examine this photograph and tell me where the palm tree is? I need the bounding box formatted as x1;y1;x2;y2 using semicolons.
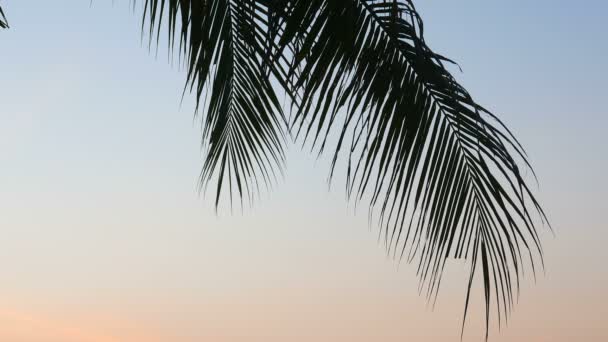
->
0;1;548;339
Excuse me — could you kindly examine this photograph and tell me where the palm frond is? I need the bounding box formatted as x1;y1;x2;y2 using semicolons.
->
0;5;8;28
143;0;288;208
279;0;548;337
139;0;547;338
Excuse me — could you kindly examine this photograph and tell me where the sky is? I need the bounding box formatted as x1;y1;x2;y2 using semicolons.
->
0;0;607;341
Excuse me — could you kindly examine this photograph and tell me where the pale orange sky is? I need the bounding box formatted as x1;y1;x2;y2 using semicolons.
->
1;0;607;341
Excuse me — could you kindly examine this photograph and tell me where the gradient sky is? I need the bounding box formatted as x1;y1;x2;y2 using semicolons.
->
1;0;607;341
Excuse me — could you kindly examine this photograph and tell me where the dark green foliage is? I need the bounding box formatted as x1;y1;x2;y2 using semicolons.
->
0;6;8;28
1;1;548;339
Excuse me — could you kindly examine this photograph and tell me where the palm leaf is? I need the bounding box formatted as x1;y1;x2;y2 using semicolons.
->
278;0;548;338
143;0;288;208
0;5;8;28
131;0;548;338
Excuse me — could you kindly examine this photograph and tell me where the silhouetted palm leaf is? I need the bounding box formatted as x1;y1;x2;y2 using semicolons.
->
279;1;548;337
153;1;548;337
0;5;8;28
143;0;288;208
